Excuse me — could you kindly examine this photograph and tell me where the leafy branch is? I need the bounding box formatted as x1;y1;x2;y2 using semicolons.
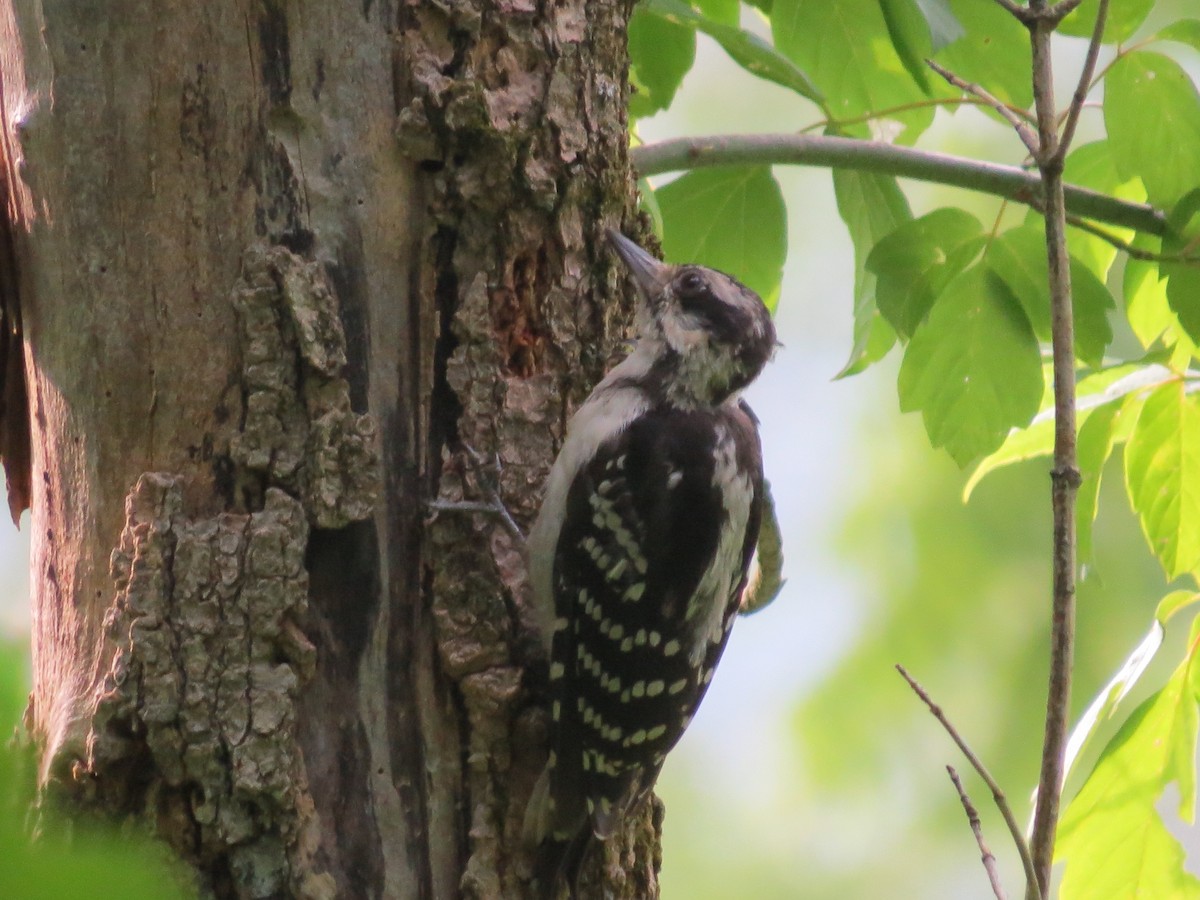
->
630;134;1166;237
633;0;1200;895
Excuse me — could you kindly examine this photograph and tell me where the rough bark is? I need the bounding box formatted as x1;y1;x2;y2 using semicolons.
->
1;0;651;897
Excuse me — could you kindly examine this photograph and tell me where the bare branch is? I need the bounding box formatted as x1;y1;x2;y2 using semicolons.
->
896;665;1042;900
629;135;1166;237
1025;1;1082;895
993;0;1085;25
948;766;1008;900
1055;0;1110;164
991;0;1035;25
1045;0;1086;24
925;58;1040;156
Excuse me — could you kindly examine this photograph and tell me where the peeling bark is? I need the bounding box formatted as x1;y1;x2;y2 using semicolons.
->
2;0;650;896
89;476;327;899
230;245;379;529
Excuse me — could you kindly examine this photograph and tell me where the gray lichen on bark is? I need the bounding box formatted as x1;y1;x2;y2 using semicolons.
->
230;244;380;529
87;475;331;899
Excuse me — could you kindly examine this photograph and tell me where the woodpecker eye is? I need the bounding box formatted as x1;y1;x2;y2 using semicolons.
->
677;270;706;296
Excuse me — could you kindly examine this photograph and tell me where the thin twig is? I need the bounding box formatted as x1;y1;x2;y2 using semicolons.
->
948;766;1008;900
629;135;1166;236
464;444;528;542
427;444;527;543
799;95;1037;136
896;665;1042;900
926;58;1040;156
427;500;527;543
1055;0;1110;164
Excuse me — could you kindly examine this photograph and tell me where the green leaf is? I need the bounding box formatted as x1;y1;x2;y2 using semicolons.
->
935;0;1031;108
898;268;1042;466
913;0;964;50
1060;591;1200;799
1056;141;1145;282
839;309;897;379
1058;0;1153;43
637;178;664;237
964;363;1169;500
1057;623;1200;900
628;7;696;119
1106;51;1200;210
656;167;787;311
692;0;739;26
1125;243;1181;351
1126;380;1200;580
833;168;911;377
878;0;935;94
1156;18;1200;52
866;207;984;339
0;645;191;900
1163;189;1200;346
773;0;933;141
1076;401;1121;565
643;0;824;104
987;224;1115;367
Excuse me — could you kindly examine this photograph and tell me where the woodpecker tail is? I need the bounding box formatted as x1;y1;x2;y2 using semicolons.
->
531;827;596;900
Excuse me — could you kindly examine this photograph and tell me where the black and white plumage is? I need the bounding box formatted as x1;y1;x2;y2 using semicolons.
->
524;231;777;885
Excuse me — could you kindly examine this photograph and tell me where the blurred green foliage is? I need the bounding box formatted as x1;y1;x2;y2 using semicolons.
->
632;0;1200;893
0;641;191;900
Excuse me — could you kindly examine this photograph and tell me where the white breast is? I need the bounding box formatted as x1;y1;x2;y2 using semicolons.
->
527;344;657;652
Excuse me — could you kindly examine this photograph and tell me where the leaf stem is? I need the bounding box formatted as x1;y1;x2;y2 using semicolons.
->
629;134;1165;236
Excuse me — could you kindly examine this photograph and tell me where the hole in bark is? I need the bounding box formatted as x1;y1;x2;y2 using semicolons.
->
430;227;464;472
491;250;548;376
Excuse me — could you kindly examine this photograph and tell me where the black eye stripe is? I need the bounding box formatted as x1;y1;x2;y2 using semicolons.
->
671;268;761;344
683;292;749;340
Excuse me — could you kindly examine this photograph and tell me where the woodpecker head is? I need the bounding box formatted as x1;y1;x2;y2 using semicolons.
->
608;230;776;407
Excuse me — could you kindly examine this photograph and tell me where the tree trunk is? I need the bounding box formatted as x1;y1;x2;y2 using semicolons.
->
1;0;655;896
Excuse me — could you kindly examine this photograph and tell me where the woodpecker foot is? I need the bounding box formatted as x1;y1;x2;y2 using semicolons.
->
427;443;526;543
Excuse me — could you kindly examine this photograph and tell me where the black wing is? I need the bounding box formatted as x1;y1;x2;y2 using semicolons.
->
545;403;763;839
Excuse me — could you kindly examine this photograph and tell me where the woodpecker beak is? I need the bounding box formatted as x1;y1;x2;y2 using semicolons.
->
607;230;672;299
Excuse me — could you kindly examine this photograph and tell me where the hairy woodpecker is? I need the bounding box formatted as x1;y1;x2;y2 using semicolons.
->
524;230;777;887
